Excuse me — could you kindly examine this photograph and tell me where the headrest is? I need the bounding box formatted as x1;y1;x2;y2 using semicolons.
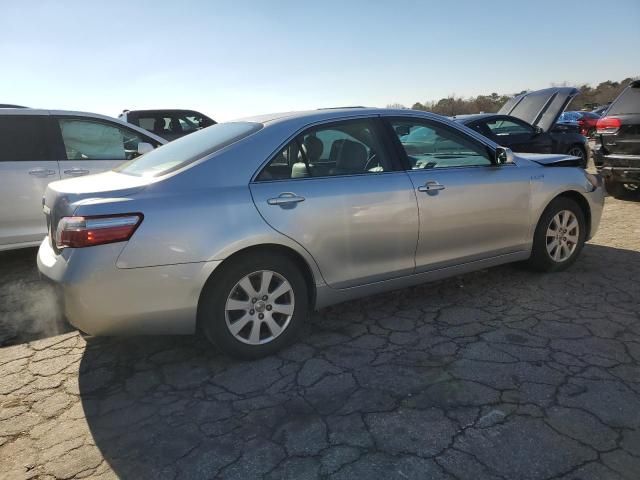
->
154;118;166;131
331;139;368;171
303;135;323;162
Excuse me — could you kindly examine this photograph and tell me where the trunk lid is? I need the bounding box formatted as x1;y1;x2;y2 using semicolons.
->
44;171;155;251
498;87;579;132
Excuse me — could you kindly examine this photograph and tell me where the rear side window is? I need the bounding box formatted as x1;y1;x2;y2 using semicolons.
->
607;85;640;115
116;121;262;177
256;119;392;181
0;116;49;161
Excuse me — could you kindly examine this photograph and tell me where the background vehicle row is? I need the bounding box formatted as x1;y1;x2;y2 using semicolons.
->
0;109;164;250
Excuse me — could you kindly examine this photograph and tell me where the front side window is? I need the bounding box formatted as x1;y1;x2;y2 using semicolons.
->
0;116;49;161
257;119;391;181
58;119;152;161
390;119;492;169
485;118;534;136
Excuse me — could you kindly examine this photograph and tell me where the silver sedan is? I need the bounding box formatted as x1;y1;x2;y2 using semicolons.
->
37;108;604;358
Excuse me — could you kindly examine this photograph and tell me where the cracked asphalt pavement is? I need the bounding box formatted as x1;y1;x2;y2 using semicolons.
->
1;196;639;479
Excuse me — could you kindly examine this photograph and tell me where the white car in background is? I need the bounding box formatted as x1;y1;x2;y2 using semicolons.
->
0;108;165;251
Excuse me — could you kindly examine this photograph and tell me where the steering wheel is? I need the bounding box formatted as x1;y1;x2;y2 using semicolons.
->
364;152;380;171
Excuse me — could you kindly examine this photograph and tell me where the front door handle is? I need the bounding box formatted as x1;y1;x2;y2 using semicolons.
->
28;168;57;177
267;192;306;206
63;168;90;176
417;181;445;192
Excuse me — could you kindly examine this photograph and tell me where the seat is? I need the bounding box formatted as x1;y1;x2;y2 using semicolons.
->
329;139;368;175
169;118;182;134
153;118;166;134
291;136;324;178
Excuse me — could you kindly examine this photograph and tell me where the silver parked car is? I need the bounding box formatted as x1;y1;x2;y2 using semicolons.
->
0;108;165;251
37;108;604;358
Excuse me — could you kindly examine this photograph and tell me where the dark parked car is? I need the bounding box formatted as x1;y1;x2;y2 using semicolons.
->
454;88;588;167
119;109;216;141
593;80;640;198
558;110;601;137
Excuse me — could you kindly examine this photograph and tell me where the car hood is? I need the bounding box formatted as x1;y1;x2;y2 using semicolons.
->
515;152;582;167
498;87;579;132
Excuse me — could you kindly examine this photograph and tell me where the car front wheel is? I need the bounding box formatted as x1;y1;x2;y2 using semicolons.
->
199;252;308;359
527;197;586;272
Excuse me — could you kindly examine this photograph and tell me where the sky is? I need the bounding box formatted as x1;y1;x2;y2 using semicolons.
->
2;0;639;121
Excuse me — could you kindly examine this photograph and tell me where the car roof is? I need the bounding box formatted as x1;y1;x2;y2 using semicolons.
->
235;107;498;153
0;108;167;144
239;107;452;127
123;109;207;114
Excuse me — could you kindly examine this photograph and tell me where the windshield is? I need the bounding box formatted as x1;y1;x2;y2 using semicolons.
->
115;122;262;177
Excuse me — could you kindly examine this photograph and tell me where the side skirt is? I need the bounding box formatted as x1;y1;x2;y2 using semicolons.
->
314;251;530;310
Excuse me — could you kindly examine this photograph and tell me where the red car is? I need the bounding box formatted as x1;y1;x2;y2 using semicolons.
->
557;111;601;137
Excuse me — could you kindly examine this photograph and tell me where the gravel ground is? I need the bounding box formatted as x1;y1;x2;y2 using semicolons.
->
1;196;639;480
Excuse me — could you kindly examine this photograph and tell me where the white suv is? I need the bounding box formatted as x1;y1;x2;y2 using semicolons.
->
0;108;165;251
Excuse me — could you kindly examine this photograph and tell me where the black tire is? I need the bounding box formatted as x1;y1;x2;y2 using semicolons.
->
199;251;308;359
605;178;632;199
526;197;587;272
566;144;587;168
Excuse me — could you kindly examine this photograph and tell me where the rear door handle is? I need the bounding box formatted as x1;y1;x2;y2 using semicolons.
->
267;192;306;206
28;168;57;177
63;168;90;176
417;181;446;192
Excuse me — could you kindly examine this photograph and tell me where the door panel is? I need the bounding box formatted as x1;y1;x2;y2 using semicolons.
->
385;116;531;272
409;166;530;271
0;161;60;246
511;132;553;154
0;115;60;247
251;173;419;288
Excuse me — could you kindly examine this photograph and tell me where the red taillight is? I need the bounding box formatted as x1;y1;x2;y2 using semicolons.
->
55;214;143;248
577;119;587;135
596;116;621;134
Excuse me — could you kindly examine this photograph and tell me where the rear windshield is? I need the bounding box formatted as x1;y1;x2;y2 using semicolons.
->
115;122;262;177
607;85;640;115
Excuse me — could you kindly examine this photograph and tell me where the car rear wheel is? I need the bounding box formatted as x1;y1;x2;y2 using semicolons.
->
199;252;308;359
527;197;586;272
566;145;587;168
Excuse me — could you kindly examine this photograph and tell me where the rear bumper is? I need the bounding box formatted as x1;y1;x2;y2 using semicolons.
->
37;238;222;336
596;154;640;183
598;166;640;184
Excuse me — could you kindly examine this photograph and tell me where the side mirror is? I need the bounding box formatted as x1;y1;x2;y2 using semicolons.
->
137;142;154;155
533;126;544;135
495;147;514;165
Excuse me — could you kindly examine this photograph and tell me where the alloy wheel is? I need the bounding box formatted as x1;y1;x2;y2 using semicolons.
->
567;147;584;162
546;210;579;262
224;270;295;345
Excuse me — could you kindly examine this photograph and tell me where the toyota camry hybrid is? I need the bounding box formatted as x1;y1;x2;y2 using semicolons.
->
37;108;604;358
